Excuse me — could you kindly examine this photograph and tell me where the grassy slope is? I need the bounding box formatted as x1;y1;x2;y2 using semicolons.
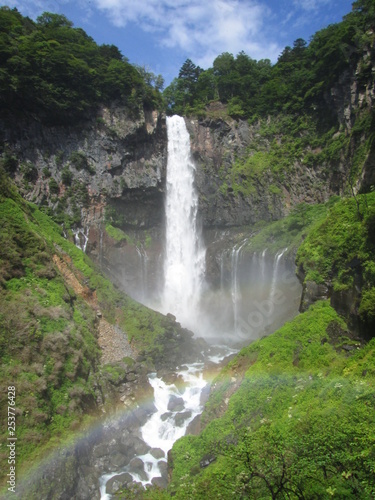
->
296;191;375;327
127;192;375;500
166;301;375;499
0;169;187;488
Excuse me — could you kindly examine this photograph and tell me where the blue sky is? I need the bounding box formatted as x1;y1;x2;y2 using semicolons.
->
2;0;355;87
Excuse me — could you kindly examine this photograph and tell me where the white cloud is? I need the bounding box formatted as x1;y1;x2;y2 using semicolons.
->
1;0;72;18
2;0;282;66
292;0;331;12
91;0;281;66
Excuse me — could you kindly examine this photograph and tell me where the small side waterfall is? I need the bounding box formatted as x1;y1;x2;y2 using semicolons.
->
269;248;287;303
136;245;148;302
162;115;205;331
231;240;248;335
73;227;89;253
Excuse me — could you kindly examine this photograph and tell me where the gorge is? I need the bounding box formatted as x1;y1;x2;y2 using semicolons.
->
1;2;375;499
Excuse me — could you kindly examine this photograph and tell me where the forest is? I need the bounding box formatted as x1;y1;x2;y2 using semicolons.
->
0;1;374;124
164;0;374;120
0;8;163;123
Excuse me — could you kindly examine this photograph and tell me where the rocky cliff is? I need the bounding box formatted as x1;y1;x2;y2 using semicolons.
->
1;37;373;305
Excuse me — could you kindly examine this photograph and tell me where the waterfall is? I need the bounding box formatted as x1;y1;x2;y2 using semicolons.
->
136;245;148;302
269;248;287;303
73;227;89;253
260;248;267;280
231;240;247;335
162;115;205;331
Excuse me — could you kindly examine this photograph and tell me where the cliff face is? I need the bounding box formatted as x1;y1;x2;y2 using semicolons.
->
1;38;373;308
1;105;167;229
0;106;168;297
186;114;337;228
186;34;374;228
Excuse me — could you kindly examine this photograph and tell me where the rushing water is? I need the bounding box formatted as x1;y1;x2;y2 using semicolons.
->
100;117;210;498
162;115;206;332
99;117;301;498
99;364;208;498
231;239;248;335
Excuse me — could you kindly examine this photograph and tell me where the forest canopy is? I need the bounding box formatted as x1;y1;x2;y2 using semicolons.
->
0;1;373;123
0;7;164;123
163;0;375;119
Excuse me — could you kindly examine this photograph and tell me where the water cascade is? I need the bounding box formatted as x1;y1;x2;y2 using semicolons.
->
269;248;287;303
136;245;148;303
162;115;206;332
101;116;209;497
231;240;248;335
73;227;89;253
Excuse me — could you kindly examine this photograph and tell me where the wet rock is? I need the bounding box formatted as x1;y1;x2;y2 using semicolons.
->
200;453;216;468
342;344;356;352
150;448;165;459
299;281;329;312
92;443;110;459
108;452;129;470
152;476;168;489
106;472;133;495
159;371;185;391
200;383;211;406
122;436;151;457
186;414;201;435
158;460;168;478
174;410;192;427
167;395;184;412
161;412;173;421
76;465;101;500
129;457;148;481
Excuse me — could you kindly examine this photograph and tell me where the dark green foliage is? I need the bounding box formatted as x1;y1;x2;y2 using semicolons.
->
0;173;189;484
48;177;59;194
297;191;375;331
69;151;90;171
0;7;163;124
61;167;72;186
2;152;18;174
163;4;373;120
144;302;375;500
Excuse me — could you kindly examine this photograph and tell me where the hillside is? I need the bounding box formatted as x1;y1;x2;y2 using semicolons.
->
0;169;206;497
125;192;375;499
0;1;375;499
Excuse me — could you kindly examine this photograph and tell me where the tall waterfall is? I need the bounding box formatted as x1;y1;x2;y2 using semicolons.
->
162;116;205;331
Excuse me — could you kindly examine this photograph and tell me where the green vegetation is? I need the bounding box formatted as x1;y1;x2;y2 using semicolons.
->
0;8;163;124
105;224;133;244
164;1;374;122
0;191;100;472
164;2;374;202
216;106;373;203
128;302;375;499
296;191;375;331
115;195;375;500
0;1;374;497
244;198;337;256
0;169;186;487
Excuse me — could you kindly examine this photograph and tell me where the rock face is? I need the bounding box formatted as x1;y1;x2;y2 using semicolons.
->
1;38;374;323
0;105;167;229
186;116;286;227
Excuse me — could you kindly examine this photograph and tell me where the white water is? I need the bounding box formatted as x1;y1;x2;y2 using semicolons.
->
269;248;287;303
100;117;209;499
231;240;248;335
162;115;206;331
136;245;148;302
73;227;89;253
99;363;208;498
